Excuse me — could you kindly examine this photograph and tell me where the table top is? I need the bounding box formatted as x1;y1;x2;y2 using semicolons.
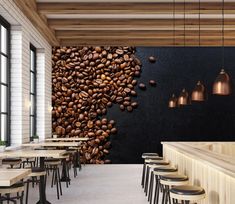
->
0;169;31;186
0;149;67;158
46;137;90;142
21;141;80;147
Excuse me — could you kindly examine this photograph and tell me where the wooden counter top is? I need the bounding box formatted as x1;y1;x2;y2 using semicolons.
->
21;142;80;147
161;142;235;178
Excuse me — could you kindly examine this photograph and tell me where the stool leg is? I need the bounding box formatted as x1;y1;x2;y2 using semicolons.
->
141;162;146;187
144;166;150;195
55;168;60;199
51;168;55;188
57;168;63;196
20;191;24;204
148;171;154;201
153;175;159;204
25;181;29;204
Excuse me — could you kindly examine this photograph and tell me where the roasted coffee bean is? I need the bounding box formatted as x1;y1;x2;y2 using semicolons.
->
149;56;156;63
138;83;146;90
127;106;133;112
149;80;156;86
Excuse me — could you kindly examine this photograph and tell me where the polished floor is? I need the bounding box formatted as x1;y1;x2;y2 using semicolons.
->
29;164;148;204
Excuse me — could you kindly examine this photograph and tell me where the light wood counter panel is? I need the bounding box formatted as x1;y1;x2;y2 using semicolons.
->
0;169;31;186
162;142;235;204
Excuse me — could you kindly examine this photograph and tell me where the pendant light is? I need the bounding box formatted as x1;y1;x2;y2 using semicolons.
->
178;89;189;106
168;0;178;108
169;94;178;108
212;0;232;95
191;0;206;102
192;81;206;101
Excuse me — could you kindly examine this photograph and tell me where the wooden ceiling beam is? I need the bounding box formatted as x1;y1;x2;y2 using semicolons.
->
59;38;234;46
14;0;59;45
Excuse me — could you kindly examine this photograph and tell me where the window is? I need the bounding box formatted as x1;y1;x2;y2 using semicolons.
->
0;16;10;144
30;44;36;138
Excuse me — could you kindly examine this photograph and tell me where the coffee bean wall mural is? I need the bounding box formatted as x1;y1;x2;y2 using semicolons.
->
52;46;143;164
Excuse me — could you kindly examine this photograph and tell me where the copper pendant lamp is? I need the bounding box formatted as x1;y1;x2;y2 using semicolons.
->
191;81;206;101
178;89;189;106
168;94;177;108
212;0;232;96
212;69;232;95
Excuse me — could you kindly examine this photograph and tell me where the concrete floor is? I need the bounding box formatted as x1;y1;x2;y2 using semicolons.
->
28;164;148;204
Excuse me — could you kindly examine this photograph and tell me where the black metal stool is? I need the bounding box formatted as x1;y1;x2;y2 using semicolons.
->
160;174;189;204
25;167;47;204
0;182;25;204
152;166;178;204
170;185;206;204
2;158;22;169
143;158;164;192
141;153;159;188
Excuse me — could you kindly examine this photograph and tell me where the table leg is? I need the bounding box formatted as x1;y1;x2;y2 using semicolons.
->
36;157;51;204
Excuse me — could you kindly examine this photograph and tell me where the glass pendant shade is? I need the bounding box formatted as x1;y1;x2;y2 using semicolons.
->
168;94;177;108
191;81;206;101
212;69;232;95
178;89;189;106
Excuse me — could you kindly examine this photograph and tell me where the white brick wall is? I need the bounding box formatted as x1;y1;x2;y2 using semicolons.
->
0;0;52;144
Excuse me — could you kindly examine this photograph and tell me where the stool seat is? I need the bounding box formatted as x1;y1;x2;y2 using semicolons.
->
2;158;21;162
142;153;158;159
148;161;169;166
45;158;60;162
31;167;45;173
153;166;177;172
160;174;188;182
171;185;205;195
170;185;206;201
145;157;163;163
0;182;24;194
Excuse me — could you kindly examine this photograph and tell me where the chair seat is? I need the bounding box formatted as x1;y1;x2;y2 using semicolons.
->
160;174;188;181
170;185;205;196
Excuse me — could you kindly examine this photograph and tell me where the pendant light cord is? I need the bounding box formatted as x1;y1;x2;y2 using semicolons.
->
222;0;225;68
173;0;175;47
184;0;186;48
199;0;201;47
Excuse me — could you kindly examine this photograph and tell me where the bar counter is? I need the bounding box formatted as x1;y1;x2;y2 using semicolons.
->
162;142;235;204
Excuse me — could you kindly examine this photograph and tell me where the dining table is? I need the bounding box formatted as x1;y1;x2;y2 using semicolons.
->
0;149;66;204
0;168;31;186
22;141;81;183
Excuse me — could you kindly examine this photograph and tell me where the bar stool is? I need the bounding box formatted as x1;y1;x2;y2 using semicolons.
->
152;166;178;204
45;158;63;199
25;167;47;204
141;153;159;187
143;158;164;192
160;174;189;204
2;158;22;169
142;156;163;188
0;182;25;204
170;185;206;204
145;160;170;196
66;149;78;177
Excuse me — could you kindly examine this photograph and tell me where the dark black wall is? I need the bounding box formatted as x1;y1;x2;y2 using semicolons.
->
106;47;235;164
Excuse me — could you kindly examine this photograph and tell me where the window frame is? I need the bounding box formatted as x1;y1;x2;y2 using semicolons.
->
29;44;37;139
0;15;10;145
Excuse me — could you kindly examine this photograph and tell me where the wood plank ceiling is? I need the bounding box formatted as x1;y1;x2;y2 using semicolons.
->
13;0;235;46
